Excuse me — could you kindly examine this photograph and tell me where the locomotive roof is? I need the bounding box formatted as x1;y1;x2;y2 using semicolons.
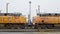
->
37;13;60;16
0;13;22;16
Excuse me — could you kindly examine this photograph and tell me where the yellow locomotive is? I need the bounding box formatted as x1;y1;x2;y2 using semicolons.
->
33;13;60;29
0;13;26;29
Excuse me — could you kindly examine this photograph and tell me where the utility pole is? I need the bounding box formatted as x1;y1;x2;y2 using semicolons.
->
0;10;1;13
37;5;40;15
38;5;40;14
28;1;31;20
6;3;9;13
36;9;38;15
27;1;32;27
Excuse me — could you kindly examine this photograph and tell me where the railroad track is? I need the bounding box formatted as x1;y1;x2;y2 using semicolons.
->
0;26;60;32
0;29;60;32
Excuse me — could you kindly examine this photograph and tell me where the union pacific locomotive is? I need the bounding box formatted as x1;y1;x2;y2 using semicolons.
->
0;13;60;29
32;13;60;29
0;13;26;29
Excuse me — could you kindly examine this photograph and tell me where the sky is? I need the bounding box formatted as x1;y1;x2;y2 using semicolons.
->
0;0;60;19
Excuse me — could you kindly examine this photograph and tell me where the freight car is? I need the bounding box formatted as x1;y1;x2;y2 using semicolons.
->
32;13;60;29
0;13;26;29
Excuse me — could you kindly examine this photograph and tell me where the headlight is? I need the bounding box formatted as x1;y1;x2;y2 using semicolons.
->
33;23;35;25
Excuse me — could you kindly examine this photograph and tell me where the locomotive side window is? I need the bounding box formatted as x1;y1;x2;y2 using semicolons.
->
55;13;57;16
4;13;7;16
48;13;51;16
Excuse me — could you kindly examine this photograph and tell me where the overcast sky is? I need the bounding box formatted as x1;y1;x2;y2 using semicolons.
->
0;0;60;18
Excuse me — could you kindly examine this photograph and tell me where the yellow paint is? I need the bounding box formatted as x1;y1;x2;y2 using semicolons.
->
33;16;60;24
0;16;26;24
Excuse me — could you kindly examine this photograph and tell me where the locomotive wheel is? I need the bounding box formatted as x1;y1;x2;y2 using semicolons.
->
34;23;38;29
37;24;47;29
0;24;5;29
46;24;54;29
20;25;25;29
5;25;11;29
34;25;38;29
40;25;46;29
4;23;25;29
